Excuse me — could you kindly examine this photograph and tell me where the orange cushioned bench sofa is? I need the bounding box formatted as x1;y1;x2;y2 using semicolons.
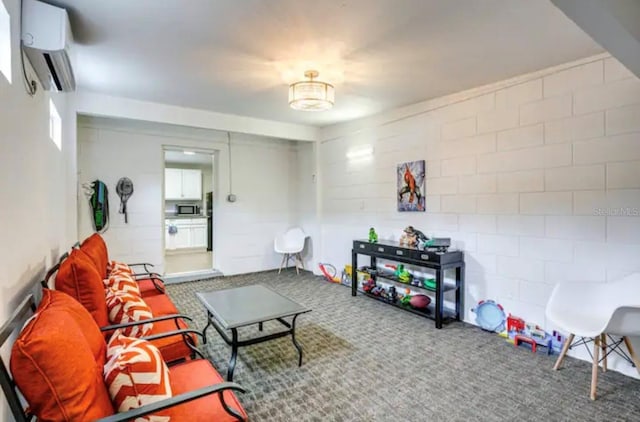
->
0;233;249;421
0;290;248;421
50;233;196;363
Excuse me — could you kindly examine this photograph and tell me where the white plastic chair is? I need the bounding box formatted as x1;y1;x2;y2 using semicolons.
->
545;272;640;400
274;227;308;275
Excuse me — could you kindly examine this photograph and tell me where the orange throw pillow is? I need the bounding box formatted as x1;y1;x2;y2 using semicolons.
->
55;249;109;328
105;289;154;337
81;233;110;278
10;289;114;421
108;260;133;275
104;272;142;297
104;333;172;421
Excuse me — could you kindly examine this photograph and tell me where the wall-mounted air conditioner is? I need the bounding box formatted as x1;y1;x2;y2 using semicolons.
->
21;0;75;92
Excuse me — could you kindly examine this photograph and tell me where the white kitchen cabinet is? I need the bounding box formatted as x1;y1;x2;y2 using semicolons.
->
165;218;207;250
181;169;202;200
191;220;207;248
164;168;202;200
164;168;183;200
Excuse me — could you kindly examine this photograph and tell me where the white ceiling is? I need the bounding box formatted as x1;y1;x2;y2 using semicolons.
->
57;0;603;127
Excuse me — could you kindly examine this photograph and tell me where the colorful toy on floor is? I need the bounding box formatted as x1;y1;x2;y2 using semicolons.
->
318;263;341;283
504;313;567;355
471;300;506;333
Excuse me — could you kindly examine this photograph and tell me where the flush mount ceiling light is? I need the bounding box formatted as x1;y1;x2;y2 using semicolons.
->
288;70;335;111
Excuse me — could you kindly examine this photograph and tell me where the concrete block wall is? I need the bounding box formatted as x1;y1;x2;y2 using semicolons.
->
318;55;640;377
77;117;300;276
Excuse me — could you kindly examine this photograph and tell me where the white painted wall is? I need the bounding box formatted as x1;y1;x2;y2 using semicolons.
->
75;91;320;142
317;54;640;378
0;0;76;419
295;141;319;271
77;117;300;276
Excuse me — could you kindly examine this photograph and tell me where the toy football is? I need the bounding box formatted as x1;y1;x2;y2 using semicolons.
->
409;294;431;309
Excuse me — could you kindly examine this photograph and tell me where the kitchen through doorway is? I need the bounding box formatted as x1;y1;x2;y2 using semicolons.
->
163;149;215;275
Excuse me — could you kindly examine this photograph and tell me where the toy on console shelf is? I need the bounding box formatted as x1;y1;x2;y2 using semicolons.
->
368;227;378;243
409;294;431;309
399;226;427;248
393;264;413;283
388;286;397;303
423;278;437;290
371;285;385;297
362;278;376;293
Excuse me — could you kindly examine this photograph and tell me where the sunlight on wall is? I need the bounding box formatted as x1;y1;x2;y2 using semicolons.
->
49;98;61;150
0;0;11;83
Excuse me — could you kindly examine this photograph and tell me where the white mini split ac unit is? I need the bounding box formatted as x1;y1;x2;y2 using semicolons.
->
21;0;75;92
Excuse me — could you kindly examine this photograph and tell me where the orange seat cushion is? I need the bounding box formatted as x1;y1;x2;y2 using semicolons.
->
10;289;114;421
81;233;110;278
167;359;247;422
137;277;166;297
55;249;109;328
144;294;180;316
149;318;197;364
104;334;172;420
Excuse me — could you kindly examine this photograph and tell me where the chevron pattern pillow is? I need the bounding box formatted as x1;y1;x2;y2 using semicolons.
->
108;260;133;275
104;272;142;297
104;333;172;421
105;289;154;337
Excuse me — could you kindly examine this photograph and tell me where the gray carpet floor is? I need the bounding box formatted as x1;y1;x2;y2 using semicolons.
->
166;270;640;421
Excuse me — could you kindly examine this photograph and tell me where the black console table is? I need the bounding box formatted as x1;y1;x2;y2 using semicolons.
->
351;239;465;329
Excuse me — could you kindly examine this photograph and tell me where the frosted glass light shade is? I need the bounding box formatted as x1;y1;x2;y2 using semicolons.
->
288;71;335;111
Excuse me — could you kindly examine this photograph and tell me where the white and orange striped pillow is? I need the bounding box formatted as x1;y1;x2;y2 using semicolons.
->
108;260;133;276
104;333;172;421
104;272;141;297
105;289;154;337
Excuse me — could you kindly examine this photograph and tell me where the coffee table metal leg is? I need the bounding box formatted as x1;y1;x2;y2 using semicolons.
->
258;322;263;332
227;328;239;381
202;311;213;344
291;314;303;367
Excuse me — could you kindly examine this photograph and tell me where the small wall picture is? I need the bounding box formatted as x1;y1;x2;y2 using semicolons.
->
397;160;425;212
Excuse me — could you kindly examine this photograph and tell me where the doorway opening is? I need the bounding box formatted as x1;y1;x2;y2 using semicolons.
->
163;148;216;276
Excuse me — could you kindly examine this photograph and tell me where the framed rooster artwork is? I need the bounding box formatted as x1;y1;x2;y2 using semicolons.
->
397;160;425;212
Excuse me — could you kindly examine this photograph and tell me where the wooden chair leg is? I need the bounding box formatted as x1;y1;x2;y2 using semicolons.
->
601;334;607;373
591;336;600;401
295;254;300;275
553;333;574;370
298;253;305;270
623;336;640;376
278;254;287;274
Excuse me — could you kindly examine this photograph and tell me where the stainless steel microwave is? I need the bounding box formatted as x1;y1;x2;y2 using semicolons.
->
176;204;200;215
